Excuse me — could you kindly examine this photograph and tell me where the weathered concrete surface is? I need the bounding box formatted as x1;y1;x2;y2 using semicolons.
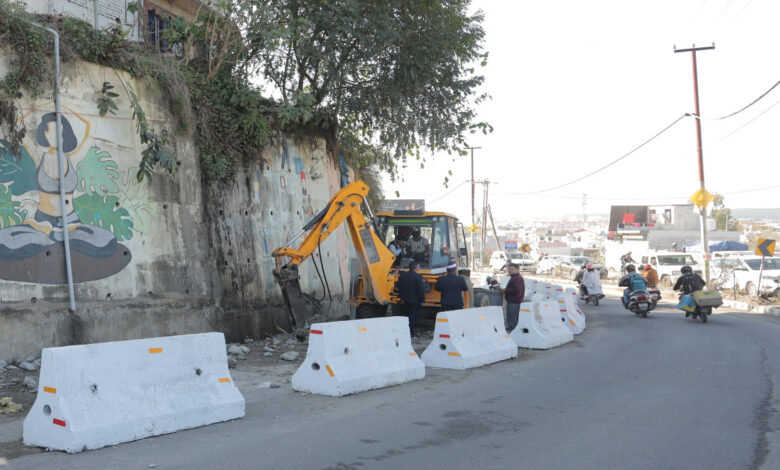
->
0;56;356;361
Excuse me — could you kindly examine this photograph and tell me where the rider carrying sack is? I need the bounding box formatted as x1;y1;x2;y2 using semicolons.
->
673;265;706;316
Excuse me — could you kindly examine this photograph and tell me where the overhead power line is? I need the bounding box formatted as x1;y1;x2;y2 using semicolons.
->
710;77;780;120
499;113;691;196
428;180;467;205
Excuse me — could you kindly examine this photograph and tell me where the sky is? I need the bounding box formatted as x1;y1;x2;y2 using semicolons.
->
381;0;780;223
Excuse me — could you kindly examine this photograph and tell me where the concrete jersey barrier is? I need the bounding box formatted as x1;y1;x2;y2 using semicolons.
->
524;279;539;301
564;287;587;331
421;306;518;370
23;333;245;453
551;286;585;334
292;317;425;396
510;301;574;349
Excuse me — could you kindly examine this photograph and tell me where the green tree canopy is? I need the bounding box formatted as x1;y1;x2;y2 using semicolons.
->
240;0;490;177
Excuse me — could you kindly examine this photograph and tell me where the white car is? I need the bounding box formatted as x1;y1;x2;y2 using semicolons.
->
489;251;535;272
711;256;780;296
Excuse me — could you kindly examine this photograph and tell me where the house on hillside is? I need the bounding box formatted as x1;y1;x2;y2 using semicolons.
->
22;0;213;47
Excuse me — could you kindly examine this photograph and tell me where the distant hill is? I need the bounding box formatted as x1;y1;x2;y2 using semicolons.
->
730;208;780;221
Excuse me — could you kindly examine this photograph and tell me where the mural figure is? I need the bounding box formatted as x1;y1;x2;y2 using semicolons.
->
0;104;145;284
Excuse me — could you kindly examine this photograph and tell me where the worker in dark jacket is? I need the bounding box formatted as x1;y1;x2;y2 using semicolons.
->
398;261;426;335
435;261;468;311
502;263;526;332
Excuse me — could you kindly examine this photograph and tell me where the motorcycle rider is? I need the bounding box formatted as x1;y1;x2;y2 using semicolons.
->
673;265;706;317
643;264;659;288
619;264;647;307
620;251;635;273
579;262;603;302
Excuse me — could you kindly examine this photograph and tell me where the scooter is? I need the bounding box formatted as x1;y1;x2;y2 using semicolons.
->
624;289;654;317
647;287;662;308
678;290;722;323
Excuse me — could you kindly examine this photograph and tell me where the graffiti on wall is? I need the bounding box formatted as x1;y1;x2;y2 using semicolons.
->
0;103;152;284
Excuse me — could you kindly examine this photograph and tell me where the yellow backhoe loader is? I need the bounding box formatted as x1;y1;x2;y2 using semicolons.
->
272;181;474;327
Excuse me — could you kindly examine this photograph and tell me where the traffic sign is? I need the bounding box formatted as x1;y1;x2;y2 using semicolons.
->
467;224;480;233
520;244;531;253
689;188;715;209
756;238;776;257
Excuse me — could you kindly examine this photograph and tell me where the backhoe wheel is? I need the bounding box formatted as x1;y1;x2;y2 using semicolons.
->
461;276;474;308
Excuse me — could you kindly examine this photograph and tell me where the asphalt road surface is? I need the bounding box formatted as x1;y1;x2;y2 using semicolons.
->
4;298;780;470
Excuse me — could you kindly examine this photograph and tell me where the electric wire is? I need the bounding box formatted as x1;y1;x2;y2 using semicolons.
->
428;180;468;205
500;113;691;196
710;77;780;120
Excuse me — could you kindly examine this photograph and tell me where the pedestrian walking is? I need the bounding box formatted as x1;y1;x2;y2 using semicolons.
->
398;261;425;336
502;263;525;332
435;261;468;311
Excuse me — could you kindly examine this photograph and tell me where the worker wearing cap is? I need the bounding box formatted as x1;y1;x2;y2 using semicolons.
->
435;261;468;312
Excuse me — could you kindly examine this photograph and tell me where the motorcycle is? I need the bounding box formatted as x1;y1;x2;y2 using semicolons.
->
678;290;722;323
647;287;662;308
624;289;655;317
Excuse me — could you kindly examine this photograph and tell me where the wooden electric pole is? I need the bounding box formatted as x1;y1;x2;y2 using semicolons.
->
675;43;715;283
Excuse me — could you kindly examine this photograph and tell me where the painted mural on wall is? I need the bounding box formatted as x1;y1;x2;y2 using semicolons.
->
0;102;151;284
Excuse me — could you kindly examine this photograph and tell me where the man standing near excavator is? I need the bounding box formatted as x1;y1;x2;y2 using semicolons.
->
435;261;468;312
398;261;425;336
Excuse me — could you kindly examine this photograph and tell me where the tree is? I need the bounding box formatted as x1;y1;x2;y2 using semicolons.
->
241;0;491;179
712;194;732;231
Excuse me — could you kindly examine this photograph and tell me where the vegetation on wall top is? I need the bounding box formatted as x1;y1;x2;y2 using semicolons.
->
0;0;491;194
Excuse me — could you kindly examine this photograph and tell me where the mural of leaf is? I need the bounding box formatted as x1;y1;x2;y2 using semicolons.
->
76;147;120;196
0;184;24;228
0;139;38;195
73;193;134;242
117;167;153;234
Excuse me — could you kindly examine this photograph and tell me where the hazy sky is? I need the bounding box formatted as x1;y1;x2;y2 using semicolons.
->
382;0;780;223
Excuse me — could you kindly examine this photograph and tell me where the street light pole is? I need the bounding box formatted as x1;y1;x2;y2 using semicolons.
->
467;146;481;271
675;43;714;283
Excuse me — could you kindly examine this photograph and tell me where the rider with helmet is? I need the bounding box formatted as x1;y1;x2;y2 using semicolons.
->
619;264;647;307
673;265;706;316
578;262;604;301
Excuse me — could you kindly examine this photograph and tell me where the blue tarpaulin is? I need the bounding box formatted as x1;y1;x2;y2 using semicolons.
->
709;240;748;252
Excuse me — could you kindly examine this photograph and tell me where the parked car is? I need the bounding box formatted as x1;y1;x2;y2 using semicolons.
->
553;256;608;280
536;255;563;275
638;252;701;287
489;251;535;272
710;256;780;296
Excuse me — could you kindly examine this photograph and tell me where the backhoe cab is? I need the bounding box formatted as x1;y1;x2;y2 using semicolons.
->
272;182;472;328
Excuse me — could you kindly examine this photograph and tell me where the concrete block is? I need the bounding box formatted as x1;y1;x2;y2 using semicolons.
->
23;333;245;453
510;301;574;349
422;307;517;370
292;317;425;397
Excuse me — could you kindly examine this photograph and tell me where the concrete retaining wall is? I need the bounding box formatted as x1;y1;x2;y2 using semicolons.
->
0;57;355;361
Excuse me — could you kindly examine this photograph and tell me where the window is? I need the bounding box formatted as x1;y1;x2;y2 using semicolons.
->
430;218;450;269
147;9;172;52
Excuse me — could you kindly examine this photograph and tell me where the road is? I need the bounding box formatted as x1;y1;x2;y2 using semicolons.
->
4;298;780;470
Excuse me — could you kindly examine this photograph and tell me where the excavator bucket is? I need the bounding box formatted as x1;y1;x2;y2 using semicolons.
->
273;265;312;328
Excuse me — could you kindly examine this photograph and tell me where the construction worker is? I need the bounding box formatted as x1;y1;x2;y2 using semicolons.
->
398;261;425;336
435;261;468;311
502;263;525;332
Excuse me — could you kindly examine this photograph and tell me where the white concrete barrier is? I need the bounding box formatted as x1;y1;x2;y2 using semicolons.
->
552;285;585;335
565;287;587;331
292;317;425;396
510;301;574;349
421;306;518;370
23;333;245;453
524;279;539;301
531;281;550;302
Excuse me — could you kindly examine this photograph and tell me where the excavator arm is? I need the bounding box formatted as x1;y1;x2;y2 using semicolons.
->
272;181;395;327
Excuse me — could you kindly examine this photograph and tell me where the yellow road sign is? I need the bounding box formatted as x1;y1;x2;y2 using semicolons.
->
520;244;531;253
756;238;776;257
690;188;715;209
467;224;480;233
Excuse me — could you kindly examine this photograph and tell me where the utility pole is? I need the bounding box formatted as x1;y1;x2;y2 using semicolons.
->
675;43;714;283
467;146;481;271
582;193;588;223
481;180;490;265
